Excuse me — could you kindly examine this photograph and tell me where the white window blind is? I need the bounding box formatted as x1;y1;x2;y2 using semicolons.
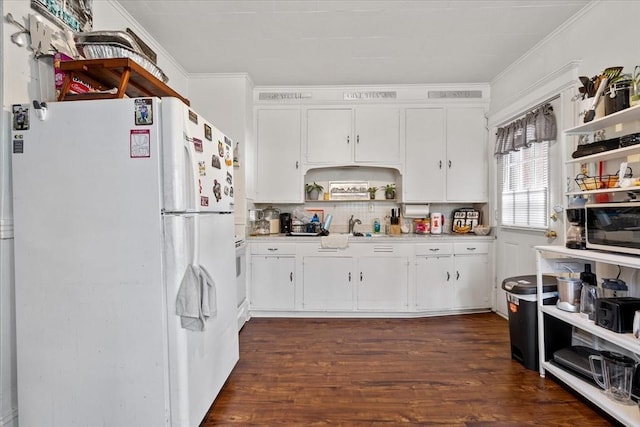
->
498;141;549;229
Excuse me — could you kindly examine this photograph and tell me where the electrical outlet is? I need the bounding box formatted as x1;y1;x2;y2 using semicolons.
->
555;262;582;273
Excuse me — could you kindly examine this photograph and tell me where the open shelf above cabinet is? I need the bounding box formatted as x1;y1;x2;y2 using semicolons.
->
566;144;640;164
565;104;640;134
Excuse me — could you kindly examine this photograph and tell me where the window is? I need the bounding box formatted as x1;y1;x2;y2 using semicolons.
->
498;141;549;229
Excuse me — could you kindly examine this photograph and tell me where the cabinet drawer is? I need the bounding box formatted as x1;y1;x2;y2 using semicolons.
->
415;243;453;256
453;242;489;255
251;242;297;255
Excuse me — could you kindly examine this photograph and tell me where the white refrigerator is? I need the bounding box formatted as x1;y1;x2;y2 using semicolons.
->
10;97;239;427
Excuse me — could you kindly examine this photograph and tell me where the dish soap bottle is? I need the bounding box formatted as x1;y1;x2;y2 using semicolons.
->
373;218;380;234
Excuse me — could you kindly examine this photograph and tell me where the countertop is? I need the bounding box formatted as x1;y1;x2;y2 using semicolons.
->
248;233;495;243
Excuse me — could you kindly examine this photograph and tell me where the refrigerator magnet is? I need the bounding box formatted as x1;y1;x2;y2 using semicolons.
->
224;136;232;147
218;141;224;157
224;185;229;196
134;99;153;125
198;179;203;194
204;124;212;141
193;137;203;152
229;186;234;198
12;105;29;130
211;155;221;169
130;129;151;158
226;171;232;185
200;196;209;207
13;135;24;154
188;110;198;124
213;180;222;202
198;161;206;176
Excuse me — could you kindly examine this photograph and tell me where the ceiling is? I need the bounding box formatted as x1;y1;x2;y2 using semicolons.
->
116;0;591;86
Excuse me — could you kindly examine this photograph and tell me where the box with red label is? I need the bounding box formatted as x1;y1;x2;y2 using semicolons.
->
54;53;95;96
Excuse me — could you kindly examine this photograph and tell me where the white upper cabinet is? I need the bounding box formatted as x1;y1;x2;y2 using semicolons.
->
446;107;488;202
255;108;302;203
404;108;446;202
404;107;487;202
306;107;401;165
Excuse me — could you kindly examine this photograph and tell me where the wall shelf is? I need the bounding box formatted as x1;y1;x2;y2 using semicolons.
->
565;104;640;135
57;58;190;106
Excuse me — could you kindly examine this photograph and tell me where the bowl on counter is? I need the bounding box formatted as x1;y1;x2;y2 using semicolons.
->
473;225;491;236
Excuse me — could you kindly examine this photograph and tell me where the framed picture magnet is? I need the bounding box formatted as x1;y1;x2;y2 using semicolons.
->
134;99;153;125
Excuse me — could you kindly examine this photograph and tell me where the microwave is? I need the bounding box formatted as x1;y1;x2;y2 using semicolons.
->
586;202;640;255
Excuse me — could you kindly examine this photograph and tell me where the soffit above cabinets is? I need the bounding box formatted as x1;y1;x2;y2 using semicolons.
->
116;0;590;86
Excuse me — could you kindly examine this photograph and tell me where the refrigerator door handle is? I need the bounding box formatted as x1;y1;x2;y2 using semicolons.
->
183;141;199;212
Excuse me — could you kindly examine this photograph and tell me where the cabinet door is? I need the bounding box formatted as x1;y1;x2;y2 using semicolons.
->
256;109;302;202
453;254;490;309
357;257;408;310
446;107;487;201
302;257;354;310
306;109;353;163
404;108;446;202
354;107;401;163
416;256;454;310
250;256;295;310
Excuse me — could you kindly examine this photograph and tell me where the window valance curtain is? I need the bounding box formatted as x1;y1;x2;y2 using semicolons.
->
494;103;557;156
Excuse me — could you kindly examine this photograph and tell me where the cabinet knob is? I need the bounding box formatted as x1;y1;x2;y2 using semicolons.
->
347;135;350;144
295;161;299;169
447;271;450;281
429;248;440;252
348;272;352;281
544;230;558;239
357;135;360;144
290;272;293;282
439;160;442;169
456;271;460;280
360;272;363;281
448;160;452;168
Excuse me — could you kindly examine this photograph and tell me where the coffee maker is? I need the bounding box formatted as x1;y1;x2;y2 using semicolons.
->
280;212;292;234
566;207;586;249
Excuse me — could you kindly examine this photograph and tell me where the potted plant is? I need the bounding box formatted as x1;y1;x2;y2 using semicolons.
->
367;186;378;200
384;184;396;200
305;182;324;200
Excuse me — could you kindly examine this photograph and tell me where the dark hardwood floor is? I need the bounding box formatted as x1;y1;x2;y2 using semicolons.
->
201;313;616;426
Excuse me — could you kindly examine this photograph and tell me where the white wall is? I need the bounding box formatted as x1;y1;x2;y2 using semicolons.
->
491;1;639;114
0;1;189;425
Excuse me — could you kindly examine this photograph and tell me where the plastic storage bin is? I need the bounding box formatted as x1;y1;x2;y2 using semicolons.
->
502;275;558;371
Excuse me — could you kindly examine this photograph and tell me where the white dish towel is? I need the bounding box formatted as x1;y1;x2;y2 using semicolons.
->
320;234;349;249
175;264;218;331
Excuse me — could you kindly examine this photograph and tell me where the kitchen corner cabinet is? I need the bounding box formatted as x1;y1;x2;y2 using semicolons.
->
250;244;296;310
255;109;302;203
415;242;490;311
535;246;640;426
305;107;401;165
404;107;487;202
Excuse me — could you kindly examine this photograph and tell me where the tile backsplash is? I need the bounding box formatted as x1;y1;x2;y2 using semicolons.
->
253;202;487;234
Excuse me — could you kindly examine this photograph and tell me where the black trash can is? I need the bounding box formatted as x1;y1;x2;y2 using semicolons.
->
502;275;558;371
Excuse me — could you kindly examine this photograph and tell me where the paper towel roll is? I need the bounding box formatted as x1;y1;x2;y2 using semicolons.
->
403;204;430;218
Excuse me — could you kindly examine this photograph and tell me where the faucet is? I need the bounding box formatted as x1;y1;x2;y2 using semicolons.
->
348;215;362;235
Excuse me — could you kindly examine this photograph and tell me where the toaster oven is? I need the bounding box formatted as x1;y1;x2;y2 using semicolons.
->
585;202;640;255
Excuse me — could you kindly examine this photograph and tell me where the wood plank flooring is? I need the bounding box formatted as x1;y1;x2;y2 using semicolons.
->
201;314;617;426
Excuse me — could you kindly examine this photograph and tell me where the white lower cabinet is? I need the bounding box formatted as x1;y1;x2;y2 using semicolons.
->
415;242;490;311
250;243;297;310
249;239;490;314
302;256;355;310
416;254;454;311
357;256;408;310
453;242;490;309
